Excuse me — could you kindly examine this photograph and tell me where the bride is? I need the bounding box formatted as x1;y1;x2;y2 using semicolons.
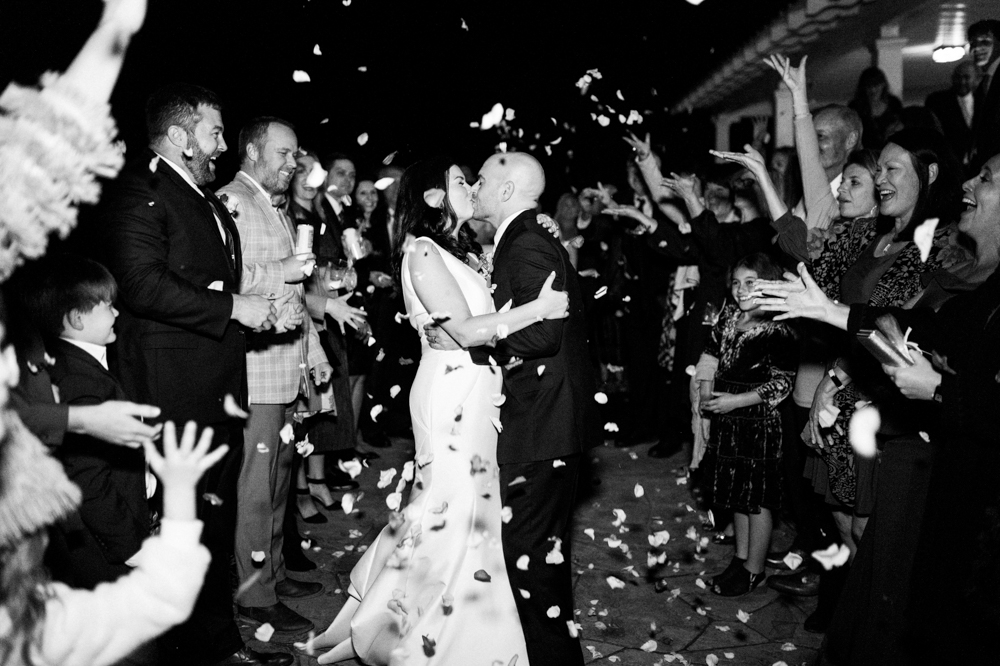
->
307;156;569;665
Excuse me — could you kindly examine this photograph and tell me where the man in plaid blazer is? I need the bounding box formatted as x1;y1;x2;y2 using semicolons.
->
217;117;331;637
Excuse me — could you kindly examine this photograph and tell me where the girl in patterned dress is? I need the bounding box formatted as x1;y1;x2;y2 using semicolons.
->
697;253;798;596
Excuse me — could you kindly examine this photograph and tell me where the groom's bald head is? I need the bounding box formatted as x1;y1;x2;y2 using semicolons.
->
473;152;546;226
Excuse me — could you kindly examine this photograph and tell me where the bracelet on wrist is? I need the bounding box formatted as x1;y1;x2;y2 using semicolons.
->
827;367;845;389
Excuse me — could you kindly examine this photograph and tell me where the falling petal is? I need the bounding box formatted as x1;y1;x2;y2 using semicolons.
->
339;458;363;478
812;543;851;570
460;18;469;30
545;538;564;564
223;394;249;419
256;442;269;454
357;132;369;146
313;44;322;56
552;459;566;468
149;155;160;172
634;483;645;498
305;161;327;188
508;475;526;486
279;423;295;444
597;115;611;127
913;218;939;262
358;66;367;72
545;606;561;619
474;569;492;582
386;492;402;511
584;528;595;540
594;286;608;299
517;555;530;570
501;506;513;523
423;189;447;209
480;103;505;130
254;623;275;642
490;416;503;433
203;493;223;506
849;405;880;458
594;392;608;404
537;365;545;376
292;70;311;83
370;404;384;421
342;493;355;514
604;422;619;432
606;576;625;589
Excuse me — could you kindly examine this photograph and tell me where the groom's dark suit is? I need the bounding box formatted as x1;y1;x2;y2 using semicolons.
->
471;209;596;666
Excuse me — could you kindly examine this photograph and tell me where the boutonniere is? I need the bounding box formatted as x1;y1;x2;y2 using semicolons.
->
478;251;494;282
219;193;240;219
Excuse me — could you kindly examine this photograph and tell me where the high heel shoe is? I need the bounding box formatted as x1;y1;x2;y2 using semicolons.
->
306;477;337;510
711;565;766;597
296;489;328;523
709;555;747;587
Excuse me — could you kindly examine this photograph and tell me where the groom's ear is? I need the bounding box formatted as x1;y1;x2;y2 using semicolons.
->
500;180;515;202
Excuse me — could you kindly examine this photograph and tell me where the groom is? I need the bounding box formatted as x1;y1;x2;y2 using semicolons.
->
461;152;595;665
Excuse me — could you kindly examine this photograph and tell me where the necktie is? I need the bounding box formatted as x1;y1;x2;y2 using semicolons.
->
206;193;236;272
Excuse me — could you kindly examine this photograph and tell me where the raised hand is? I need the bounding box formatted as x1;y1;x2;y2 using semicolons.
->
143;421;228;521
709;144;768;181
536;271;570;320
101;0;147;36
752;263;830;322
325;293;367;335
763;54;808;99
622;132;652;161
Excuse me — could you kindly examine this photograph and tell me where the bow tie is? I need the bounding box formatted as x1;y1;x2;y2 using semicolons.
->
270;193;288;208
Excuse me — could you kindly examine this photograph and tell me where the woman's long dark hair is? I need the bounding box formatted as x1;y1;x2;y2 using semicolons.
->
880;127;963;241
391;156;480;277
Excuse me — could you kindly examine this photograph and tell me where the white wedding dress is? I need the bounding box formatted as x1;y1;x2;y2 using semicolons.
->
344;238;528;665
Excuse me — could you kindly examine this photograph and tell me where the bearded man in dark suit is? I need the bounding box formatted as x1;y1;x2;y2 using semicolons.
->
102;83;290;666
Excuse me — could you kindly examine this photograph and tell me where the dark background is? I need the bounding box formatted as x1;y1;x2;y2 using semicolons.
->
0;0;793;206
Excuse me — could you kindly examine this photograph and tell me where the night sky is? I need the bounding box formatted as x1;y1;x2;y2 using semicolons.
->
1;0;794;204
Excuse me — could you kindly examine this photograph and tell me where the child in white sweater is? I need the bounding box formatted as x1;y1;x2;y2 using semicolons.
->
0;418;227;666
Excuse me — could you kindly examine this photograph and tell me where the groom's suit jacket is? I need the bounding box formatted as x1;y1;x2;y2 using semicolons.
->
471;210;598;464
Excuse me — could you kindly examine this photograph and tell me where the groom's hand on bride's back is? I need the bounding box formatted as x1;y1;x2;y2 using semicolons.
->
424;322;463;351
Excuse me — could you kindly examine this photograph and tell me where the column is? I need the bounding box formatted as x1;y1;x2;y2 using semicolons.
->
875;23;907;99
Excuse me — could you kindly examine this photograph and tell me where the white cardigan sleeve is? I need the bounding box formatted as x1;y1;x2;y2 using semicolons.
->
35;519;210;666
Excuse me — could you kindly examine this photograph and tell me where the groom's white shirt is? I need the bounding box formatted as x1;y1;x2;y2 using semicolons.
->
490;208;531;258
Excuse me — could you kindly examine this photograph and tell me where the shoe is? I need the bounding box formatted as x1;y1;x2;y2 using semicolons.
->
218;647;294;665
362;430;391;448
648;441;680;458
306;478;338;509
283;545;317;572
767;570;820;596
237;602;313;635
804;606;833;633
296;490;328;523
709;555;747;587
712;566;765;597
324;469;361;491
275;577;324;599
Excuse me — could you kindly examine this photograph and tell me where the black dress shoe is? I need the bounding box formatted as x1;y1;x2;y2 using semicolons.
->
275;577;324;599
283;546;317;572
325;468;360;491
237;601;314;634
219;647;294;665
767;570;820;596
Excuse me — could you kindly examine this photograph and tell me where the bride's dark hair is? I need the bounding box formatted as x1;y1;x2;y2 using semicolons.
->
392;156;481;275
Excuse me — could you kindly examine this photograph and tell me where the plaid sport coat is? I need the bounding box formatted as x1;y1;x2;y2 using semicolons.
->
217;171;326;404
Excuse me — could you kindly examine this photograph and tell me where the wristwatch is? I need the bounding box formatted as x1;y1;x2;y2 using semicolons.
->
827;368;844;389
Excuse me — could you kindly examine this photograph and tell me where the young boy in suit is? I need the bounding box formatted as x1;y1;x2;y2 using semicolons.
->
27;255;150;588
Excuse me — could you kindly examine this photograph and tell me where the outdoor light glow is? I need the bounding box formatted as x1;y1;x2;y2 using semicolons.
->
686;0;705;5
932;45;966;63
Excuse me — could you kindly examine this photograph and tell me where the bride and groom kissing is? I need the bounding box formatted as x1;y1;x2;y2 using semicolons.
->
307;152;597;665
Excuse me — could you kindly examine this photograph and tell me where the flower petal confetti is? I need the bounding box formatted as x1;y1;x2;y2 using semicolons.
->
423;188;446;209
254;623;275;642
594;392;608;404
389;385;401;399
604;422;619;433
370;404;384;421
849;405;880;458
357;132;369;146
256;442;269;454
737;609;751;623
292;70;311;83
913;218;939;263
546;538;565;564
339;458;363;478
378;468;398;489
491;416;503;433
279;422;295;444
781;642;797;651
374;176;395;191
341;493;355;514
812;543;851;570
223;394;249;419
473;569;492;582
597;115;611;127
634;483;645;498
606;576;625;589
251;550;266;563
546;606;560;619
501;506;513;523
553;459;566;468
706;655;719;666
203;493;223;506
783;551;804;570
640;640;657;652
386;492;402;510
480;103;505;130
305;161;327;188
516;555;530;571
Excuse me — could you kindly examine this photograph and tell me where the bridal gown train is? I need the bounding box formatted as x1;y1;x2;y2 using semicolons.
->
342;238;529;665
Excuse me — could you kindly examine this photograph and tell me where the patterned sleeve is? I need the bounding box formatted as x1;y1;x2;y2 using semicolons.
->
702;306;729;361
811;217;875;301
755;324;798;408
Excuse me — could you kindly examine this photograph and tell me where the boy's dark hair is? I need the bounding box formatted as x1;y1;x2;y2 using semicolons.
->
25;255;117;339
